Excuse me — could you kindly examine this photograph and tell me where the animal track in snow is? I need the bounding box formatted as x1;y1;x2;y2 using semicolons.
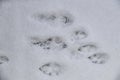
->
39;62;63;76
88;52;110;64
31;11;74;27
30;36;68;51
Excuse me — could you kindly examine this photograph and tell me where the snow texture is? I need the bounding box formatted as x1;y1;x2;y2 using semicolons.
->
0;0;120;80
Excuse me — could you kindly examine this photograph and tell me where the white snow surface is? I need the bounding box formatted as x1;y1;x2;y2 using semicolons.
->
0;0;120;80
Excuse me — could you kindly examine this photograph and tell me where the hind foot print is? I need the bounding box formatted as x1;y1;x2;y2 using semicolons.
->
31;11;74;27
30;36;68;51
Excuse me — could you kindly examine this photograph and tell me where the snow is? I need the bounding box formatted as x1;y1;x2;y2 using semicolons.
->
0;0;120;80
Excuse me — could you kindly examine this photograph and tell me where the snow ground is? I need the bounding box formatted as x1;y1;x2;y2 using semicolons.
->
0;0;120;80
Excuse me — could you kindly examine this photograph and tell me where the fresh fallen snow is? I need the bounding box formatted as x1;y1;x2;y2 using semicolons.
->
0;0;120;80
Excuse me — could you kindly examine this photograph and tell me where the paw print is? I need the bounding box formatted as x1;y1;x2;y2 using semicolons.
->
31;12;57;23
0;55;9;64
88;52;110;64
57;11;74;26
31;11;74;27
69;28;88;44
69;42;98;59
30;37;52;50
39;62;62;76
52;36;68;50
77;42;98;53
30;36;67;51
